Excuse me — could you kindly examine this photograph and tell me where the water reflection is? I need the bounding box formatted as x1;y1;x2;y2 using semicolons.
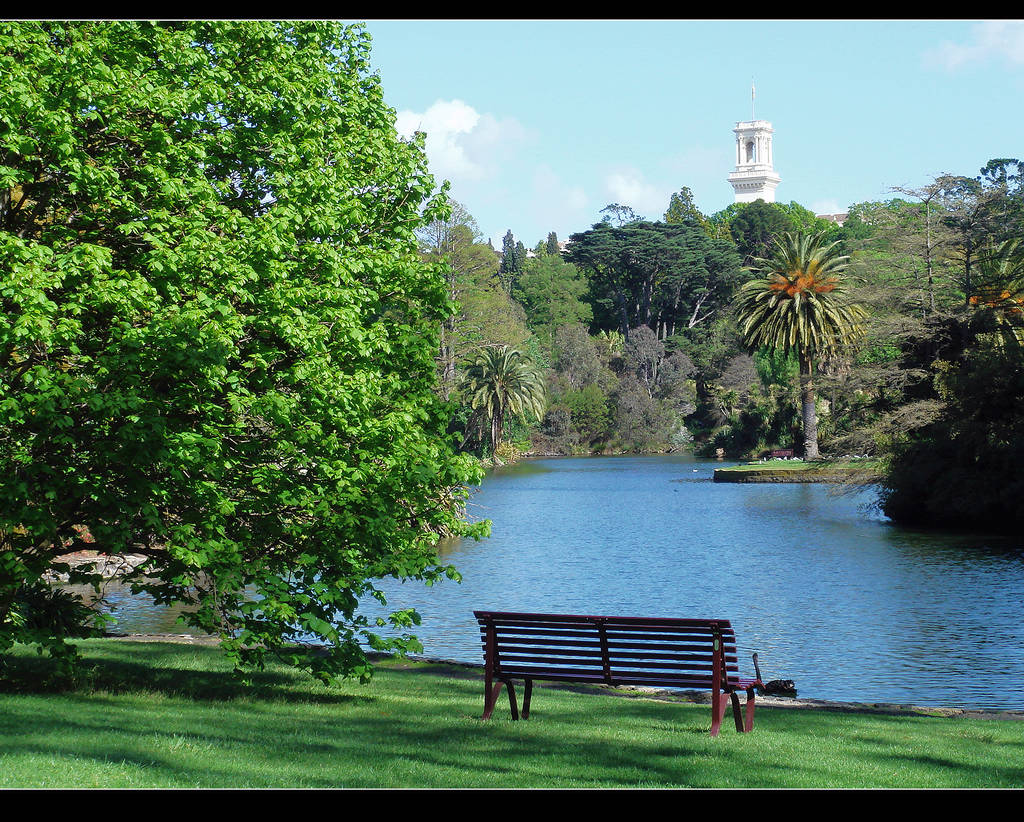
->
67;580;199;635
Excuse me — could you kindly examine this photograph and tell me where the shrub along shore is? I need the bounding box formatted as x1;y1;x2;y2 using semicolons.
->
0;637;1020;789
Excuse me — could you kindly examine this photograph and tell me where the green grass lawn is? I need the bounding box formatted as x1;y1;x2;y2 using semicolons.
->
1;639;1021;788
715;459;882;472
713;459;884;483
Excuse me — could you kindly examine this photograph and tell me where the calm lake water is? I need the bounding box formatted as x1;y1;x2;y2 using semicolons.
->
99;455;1024;710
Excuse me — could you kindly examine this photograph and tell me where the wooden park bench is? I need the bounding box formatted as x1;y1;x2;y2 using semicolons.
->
475;611;764;736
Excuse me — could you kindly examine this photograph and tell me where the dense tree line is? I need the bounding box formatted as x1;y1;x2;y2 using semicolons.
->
432;161;1022;532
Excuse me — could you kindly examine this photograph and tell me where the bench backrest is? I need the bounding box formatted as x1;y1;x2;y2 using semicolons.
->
475;611;743;689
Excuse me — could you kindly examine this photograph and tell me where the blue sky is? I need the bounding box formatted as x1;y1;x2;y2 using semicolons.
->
360;19;1024;249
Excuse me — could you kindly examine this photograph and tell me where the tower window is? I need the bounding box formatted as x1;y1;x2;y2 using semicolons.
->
745;140;756;163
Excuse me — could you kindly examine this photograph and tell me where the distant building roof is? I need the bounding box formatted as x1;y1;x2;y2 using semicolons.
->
816;212;848;226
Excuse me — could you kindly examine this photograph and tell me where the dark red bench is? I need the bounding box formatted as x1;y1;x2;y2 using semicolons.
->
475;610;764;736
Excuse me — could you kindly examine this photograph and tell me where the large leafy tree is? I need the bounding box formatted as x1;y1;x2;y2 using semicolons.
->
566;220;742;340
727;199;795;265
512;253;592;346
880;321;1024;533
663;186;707;229
735;232;866;459
0;21;487;681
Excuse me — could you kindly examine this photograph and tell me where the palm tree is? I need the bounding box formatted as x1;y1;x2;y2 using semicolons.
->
461;346;546;454
735;232;866;460
970;238;1024;346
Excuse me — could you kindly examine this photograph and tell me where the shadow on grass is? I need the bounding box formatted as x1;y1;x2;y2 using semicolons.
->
3;650;1019;787
0;642;371;705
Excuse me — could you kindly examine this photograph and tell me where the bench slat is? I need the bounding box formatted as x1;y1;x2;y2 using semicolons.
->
481;629;736;644
478;610;731;625
485;635;603;648
492;656;738;669
497;652;606;665
480;625;736;640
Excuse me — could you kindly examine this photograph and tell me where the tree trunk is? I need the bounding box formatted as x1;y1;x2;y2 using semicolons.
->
799;350;820;460
438;316;456;401
491;412;503;456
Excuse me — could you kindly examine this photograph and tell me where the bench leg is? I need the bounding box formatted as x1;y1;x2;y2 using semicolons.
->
482;681;504;720
721;688;758;732
710;691;729;737
744;686;757;732
482;678;530;721
730;691;744;732
506;679;519;720
522;679;533;719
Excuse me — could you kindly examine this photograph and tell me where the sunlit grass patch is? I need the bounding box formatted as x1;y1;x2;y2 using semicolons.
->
0;639;1020;788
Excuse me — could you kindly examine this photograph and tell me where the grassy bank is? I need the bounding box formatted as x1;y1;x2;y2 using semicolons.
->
0;639;1020;788
713;459;883;483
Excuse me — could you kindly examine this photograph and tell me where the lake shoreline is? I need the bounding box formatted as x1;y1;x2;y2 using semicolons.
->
104;633;1024;722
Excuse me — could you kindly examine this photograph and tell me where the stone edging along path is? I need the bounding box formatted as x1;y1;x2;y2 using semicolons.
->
105;633;1024;722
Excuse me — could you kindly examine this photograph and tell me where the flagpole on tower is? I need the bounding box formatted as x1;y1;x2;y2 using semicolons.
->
751;79;756;120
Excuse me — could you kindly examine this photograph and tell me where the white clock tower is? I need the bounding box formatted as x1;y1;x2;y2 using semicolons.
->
728;91;781;204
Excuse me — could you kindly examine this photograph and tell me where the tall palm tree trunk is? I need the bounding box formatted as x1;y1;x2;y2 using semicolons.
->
491;413;503;455
799;350;820;460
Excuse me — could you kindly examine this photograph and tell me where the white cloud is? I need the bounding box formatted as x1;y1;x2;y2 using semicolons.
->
925;21;1024;71
395;99;530;183
603;169;669;218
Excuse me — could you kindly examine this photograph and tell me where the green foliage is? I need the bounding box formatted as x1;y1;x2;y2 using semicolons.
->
663;186;707;229
553;324;604;390
702;388;800;459
728;200;796;265
566;220;743;339
754;346;799;388
706;200;842;261
881;327;1024;532
969;238;1024;339
512;253;592;346
453;267;531;359
735;231;866;458
562;384;612;445
418;201;525;400
777;202;844;242
0;21;487;682
461;346;546;454
611;377;675;452
498;230;527;291
736;233;866;359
